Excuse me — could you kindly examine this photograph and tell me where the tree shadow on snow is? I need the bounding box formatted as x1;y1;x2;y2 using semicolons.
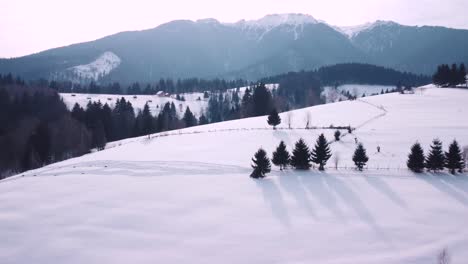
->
254;178;291;227
299;171;346;223
417;172;468;207
364;176;408;209
320;172;393;246
278;170;317;219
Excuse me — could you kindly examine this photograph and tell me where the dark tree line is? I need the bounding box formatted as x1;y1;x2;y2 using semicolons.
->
433;63;467;87
48;78;249;95
0;79;91;176
206;83;276;123
261;63;430;108
71;98;200;147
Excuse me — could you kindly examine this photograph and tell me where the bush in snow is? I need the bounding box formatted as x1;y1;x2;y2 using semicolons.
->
272;141;290;170
311;134;332;171
445;140;465;174
334;130;341;141
353;143;369;171
267;109;281;129
425;139;446;172
407;142;425;173
250;148;271;179
291;138;312;170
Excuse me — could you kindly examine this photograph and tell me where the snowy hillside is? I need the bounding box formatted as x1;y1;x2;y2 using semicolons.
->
322;84;396;103
2;86;468;264
61;92;208;117
68;51;121;81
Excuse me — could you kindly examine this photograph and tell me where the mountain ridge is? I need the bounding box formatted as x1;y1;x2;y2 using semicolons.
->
1;13;467;83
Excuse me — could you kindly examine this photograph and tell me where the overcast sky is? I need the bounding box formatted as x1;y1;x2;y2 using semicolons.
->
1;0;467;58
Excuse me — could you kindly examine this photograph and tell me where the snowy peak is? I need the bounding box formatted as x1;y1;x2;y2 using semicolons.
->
338;20;400;38
234;13;319;30
68;51;121;81
196;18;221;25
228;13;320;41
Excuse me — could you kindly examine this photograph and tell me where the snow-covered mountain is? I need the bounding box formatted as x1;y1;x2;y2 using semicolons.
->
1;14;468;82
229;13;320;41
337;21;399;39
2;86;468;263
67;51;121;81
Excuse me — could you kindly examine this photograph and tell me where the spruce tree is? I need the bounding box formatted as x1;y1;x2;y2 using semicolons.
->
142;103;154;137
198;114;209;125
290;138;311;170
425;139;445;172
267;109;281;129
311;134;332;171
272;141;290;170
182;106;197;128
334;130;341;141
407;142;425;173
353;143;369;171
445;140;465;174
459;63;467;85
250;148;271;179
252;83;273;116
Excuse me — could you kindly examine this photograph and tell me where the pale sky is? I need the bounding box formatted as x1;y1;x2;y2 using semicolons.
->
1;0;467;58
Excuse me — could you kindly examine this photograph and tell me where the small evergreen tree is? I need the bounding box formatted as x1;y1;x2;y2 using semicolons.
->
353;143;369;171
272;141;290;170
334;130;341;141
141;103;154;138
290;138;311;170
311;134;332;171
407;142;425;173
425;139;446;172
267;108;281;129
445;140;464;174
182;106;197;128
198;114;209;125
250;148;271;179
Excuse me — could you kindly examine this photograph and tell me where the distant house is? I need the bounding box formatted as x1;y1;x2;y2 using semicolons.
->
156;91;167;97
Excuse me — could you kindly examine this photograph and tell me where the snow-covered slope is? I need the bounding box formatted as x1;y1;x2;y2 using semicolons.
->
337;21;400;38
322;84;396;102
2;86;468;264
68;51;121;81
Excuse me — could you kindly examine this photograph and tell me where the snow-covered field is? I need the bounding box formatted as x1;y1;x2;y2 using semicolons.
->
61;92;208;117
322;84;396;103
2;86;468;263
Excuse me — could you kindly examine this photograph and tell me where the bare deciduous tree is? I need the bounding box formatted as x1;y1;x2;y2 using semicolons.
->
287;112;293;129
333;152;340;170
304;112;311;129
438;248;450;264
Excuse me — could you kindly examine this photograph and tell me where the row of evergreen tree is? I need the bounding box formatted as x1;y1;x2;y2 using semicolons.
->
70;99;203;150
206;83;277;123
48;78;249;95
432;63;467;87
0;84;92;175
407;139;465;174
250;135;370;178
